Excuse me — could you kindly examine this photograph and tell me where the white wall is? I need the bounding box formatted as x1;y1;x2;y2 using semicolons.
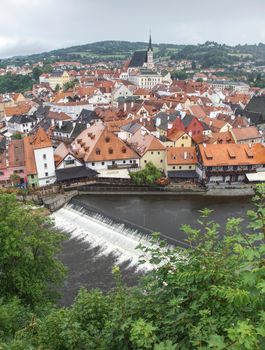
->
56;154;83;169
34;146;56;186
86;158;139;171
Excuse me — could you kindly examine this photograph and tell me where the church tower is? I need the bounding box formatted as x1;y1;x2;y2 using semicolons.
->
147;34;154;69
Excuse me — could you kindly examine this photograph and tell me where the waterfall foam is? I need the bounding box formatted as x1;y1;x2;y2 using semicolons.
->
52;202;154;271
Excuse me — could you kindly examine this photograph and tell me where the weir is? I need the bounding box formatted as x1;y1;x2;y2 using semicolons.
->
52;200;155;270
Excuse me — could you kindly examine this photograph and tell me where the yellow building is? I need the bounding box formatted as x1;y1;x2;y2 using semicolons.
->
48;71;70;90
165;147;198;182
127;129;166;171
163;131;192;148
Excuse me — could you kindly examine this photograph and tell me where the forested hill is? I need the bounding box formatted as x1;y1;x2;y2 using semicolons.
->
1;40;265;67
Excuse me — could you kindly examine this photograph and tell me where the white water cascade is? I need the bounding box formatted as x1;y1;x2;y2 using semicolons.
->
52;203;153;271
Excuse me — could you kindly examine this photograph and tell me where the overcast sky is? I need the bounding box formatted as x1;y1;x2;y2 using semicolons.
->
1;0;265;58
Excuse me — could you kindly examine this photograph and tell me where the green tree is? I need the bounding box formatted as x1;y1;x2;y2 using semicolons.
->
2;185;265;349
130;162;162;185
54;84;60;92
63;80;76;92
9;173;21;186
32;67;43;81
0;194;66;306
171;70;188;80
11;132;22;140
0;73;33;93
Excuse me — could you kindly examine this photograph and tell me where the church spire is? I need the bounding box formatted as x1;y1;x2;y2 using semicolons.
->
148;32;153;51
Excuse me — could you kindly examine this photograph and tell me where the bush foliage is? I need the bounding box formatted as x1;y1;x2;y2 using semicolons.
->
1;185;265;349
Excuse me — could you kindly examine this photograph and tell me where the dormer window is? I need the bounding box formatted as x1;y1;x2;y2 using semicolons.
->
95;148;101;155
108;147;113;154
122;147;127;153
105;136;110;143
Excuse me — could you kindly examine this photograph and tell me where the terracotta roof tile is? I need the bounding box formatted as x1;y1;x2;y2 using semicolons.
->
167;147;197;165
32;128;52;149
199;143;265;166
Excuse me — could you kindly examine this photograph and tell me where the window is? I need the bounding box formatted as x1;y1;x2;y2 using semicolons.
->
173;166;175;170
101;162;105;165
189;166;192;169
151;151;153;155
130;160;132;164
96;148;101;155
144;160;147;163
123;160;126;164
108;148;113;154
0;171;3;176
179;166;182;169
158;152;160;155
181;144;184;147
65;159;75;166
43;154;47;160
233;166;238;170
44;163;47;169
45;172;48;177
92;162;95;166
112;161;115;165
160;160;163;163
31;175;34;179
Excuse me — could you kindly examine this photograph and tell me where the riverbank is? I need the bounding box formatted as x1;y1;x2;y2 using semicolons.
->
9;181;257;212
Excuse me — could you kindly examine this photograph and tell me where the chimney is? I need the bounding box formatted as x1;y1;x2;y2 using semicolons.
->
184;151;187;160
51;119;55;127
168;123;173;130
124;103;127;112
131;101;134;108
203;143;206;148
58;120;63;128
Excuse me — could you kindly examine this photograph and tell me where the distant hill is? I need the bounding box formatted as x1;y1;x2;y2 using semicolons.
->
1;40;265;68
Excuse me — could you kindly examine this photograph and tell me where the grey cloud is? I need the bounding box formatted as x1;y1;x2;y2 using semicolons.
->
0;0;265;58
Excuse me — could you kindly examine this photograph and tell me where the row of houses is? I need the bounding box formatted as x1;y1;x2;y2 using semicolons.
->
1;123;264;188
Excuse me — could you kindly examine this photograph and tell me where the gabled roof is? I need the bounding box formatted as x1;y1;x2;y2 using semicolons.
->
167;147;197;165
231;126;262;141
182;115;196;128
53;121;73;134
71;123;87;139
198;143;265;167
23;136;37;175
73;124;139;162
55;166;98;182
243;96;265;125
127;129;165;156
32;128;52;149
77;109;100;124
4;103;31;117
8;115;36;125
128;51;147;68
121;122;142;135
8;139;25;167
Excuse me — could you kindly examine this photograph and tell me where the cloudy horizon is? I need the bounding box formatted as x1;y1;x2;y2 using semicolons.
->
1;0;265;58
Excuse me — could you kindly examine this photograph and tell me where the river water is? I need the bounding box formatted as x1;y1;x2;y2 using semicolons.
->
54;194;253;305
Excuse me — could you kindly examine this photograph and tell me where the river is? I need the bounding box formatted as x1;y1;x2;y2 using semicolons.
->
53;194;253;305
